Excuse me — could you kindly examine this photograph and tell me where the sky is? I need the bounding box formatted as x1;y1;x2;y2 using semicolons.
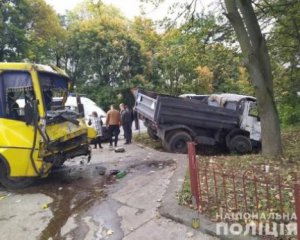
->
45;0;166;20
45;0;215;21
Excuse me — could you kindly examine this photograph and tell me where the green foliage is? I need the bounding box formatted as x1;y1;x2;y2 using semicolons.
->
61;2;146;109
0;0;32;61
263;0;300;126
25;0;65;63
1;0;299;127
151;15;252;96
278;95;300;127
0;0;65;63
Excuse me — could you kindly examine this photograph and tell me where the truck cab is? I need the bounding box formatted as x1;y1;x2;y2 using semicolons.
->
208;93;261;144
0;63;95;188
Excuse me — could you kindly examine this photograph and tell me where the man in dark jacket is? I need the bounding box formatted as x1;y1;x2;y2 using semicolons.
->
120;104;133;144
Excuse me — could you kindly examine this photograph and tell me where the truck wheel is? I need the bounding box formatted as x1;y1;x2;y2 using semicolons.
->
147;127;159;140
0;161;35;189
167;131;192;153
229;135;252;154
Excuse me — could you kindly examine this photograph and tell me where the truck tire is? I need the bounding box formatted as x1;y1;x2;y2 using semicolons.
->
0;161;35;189
229;135;252;154
166;131;192;153
147;127;159;140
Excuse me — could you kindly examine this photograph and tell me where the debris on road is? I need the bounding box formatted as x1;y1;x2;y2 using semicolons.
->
107;229;114;236
186;232;194;238
116;171;126;179
110;170;120;175
115;147;125;153
42;204;49;209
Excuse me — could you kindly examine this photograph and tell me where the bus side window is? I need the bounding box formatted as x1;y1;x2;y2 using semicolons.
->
6;91;20;120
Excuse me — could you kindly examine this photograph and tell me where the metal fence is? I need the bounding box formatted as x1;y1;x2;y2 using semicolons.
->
187;142;300;239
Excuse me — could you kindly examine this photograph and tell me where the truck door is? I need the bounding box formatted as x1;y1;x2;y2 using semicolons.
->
240;101;261;142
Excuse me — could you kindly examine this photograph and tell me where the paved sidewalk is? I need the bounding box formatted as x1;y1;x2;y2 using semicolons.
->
89;141;217;240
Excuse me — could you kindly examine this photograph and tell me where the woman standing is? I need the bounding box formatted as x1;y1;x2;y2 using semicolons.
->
89;111;103;149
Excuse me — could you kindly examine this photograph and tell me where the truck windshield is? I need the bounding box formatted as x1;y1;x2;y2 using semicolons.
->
249;102;259;119
38;72;69;111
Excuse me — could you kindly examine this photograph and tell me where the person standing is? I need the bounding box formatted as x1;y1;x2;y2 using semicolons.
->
119;103;127;141
7;92;19;120
89;111;103;149
121;104;133;144
133;109;139;130
106;104;121;147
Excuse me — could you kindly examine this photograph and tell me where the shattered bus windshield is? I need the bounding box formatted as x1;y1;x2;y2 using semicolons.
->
38;72;69;111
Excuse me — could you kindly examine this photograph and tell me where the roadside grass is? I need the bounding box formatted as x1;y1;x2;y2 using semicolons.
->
178;125;300;221
133;132;164;151
178;170;192;206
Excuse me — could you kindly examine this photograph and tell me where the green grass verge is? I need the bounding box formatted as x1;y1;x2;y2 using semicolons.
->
133;132;164;151
178;126;300;215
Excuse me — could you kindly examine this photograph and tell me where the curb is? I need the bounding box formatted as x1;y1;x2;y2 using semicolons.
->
158;154;258;240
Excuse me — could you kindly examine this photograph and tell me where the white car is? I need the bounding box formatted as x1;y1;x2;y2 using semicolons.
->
63;96;107;124
62;96;109;141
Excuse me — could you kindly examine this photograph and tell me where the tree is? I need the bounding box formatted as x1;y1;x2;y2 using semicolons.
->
0;0;32;61
63;2;145;109
224;0;282;157
258;0;300;126
25;0;65;63
0;0;65;63
150;14;250;96
131;17;162;89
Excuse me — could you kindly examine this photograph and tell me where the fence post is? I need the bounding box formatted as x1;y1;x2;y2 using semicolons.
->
294;181;300;240
188;142;200;209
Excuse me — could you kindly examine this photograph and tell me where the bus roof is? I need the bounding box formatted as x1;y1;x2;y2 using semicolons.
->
0;62;69;78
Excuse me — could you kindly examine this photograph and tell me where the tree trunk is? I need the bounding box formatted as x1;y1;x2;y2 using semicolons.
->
224;0;282;157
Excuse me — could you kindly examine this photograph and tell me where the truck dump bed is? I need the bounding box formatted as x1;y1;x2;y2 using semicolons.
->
135;90;240;130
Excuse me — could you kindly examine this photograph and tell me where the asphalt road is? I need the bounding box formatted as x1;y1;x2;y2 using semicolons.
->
0;135;215;240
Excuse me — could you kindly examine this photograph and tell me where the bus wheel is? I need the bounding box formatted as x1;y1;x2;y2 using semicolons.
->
0;161;35;189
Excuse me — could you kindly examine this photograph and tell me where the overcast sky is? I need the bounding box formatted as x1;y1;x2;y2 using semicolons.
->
45;0;165;20
45;0;215;20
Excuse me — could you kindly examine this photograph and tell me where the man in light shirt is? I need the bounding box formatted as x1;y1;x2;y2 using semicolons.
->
106;104;121;147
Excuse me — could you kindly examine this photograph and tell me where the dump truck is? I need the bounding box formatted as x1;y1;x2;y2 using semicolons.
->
0;63;95;188
135;89;261;154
